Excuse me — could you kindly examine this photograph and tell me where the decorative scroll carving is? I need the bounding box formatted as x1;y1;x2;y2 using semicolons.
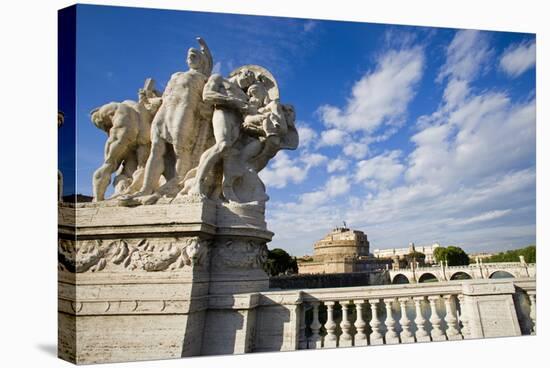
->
58;237;210;273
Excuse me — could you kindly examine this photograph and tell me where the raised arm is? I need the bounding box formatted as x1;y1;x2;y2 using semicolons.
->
202;74;247;110
196;37;213;77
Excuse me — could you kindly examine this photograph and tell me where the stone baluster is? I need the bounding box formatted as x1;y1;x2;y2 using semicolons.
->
528;291;536;335
368;299;384;345
324;301;338;348
428;295;446;341
309;301;322;349
398;297;414;343
384;298;400;344
353;299;368;346
456;294;470;339
413;296;430;342
444;295;461;340
339;301;353;347
299;303;308;349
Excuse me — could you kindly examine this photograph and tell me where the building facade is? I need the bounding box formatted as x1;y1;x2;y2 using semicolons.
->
373;242;441;264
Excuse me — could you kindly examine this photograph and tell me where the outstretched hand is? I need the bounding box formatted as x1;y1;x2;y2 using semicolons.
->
196;37;206;48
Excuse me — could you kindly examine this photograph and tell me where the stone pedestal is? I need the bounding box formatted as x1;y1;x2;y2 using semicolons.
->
461;281;522;339
58;198;271;364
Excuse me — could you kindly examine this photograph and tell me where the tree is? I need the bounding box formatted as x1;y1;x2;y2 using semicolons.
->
264;248;298;276
486;245;536;263
433;246;469;266
404;251;426;267
433;247;446;264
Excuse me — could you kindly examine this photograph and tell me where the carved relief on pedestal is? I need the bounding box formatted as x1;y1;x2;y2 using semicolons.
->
210;239;268;271
58;237;210;273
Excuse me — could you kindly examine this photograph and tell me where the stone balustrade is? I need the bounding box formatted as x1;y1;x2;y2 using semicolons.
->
256;278;535;351
389;262;535;283
299;286;464;348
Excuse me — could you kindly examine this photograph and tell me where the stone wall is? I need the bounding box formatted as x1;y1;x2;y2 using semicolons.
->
298;258;392;274
270;271;391;289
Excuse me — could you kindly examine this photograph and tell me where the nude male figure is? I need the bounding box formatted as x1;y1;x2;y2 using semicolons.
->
133;38;213;201
186;68;256;198
90;80;162;202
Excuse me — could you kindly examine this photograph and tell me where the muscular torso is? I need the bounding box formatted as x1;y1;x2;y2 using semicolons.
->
203;74;249;109
152;70;208;145
162;70;206;107
202;75;250;145
221;79;249;102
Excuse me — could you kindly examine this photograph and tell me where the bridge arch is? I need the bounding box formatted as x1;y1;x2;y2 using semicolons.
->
418;272;438;283
450;271;472;280
391;274;410;284
489;270;515;279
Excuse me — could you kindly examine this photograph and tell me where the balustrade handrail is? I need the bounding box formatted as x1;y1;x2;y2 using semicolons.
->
260;277;535;305
394;262;535;272
258;277;536;351
481;263;535;268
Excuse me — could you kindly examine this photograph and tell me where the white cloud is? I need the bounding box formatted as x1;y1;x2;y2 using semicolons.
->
318;46;424;133
408;93;535;189
407;30;535;192
500;40;536;77
319;128;347;146
325;176;350;197
299;191;326;207
438;30;492;82
343;142;369;159
327;158;349;173
259;150;327;189
259;152;307;189
211;61;222;74
298;175;350;208
264;31;535;257
355;151;405;186
454;209;512;226
296;123;318;148
300;152;328;167
303;20;317;33
443;78;469;107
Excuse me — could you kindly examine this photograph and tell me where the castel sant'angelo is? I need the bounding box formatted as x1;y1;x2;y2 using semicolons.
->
298;227;390;274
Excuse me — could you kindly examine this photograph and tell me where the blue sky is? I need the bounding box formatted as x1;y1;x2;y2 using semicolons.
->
64;4;536;255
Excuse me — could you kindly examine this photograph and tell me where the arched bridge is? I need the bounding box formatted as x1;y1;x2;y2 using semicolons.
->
389;262;536;284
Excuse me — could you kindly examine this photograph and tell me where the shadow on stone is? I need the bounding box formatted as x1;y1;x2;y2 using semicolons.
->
254;295;293;352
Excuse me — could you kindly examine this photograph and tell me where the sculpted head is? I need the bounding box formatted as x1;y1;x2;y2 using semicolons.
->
247;82;270;108
282;104;296;124
234;68;256;90
90;103;117;133
187;47;205;72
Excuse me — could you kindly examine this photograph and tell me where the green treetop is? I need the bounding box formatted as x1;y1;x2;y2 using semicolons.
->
433;246;469;266
264;248;298;276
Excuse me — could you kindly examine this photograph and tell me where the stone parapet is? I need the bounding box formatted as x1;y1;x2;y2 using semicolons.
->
58;200;536;363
